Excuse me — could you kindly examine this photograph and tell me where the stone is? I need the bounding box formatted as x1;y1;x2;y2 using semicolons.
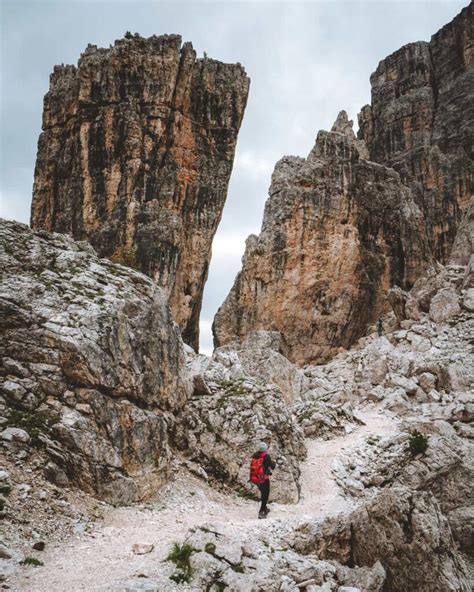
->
387;286;408;326
32;542;45;551
1;427;30;444
30;35;250;351
462;288;474;312
429;289;461;323
0;220;190;504
214;113;430;365
294;487;471;592
417;372;437;393
132;543;154;555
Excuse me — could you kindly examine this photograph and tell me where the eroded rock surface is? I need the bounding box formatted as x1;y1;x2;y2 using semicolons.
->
358;3;473;262
176;344;307;503
215;4;473;365
214;111;431;364
0;220;190;504
293;487;471;592
30;34;250;350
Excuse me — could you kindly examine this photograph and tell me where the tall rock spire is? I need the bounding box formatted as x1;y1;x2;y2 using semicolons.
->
31;34;250;351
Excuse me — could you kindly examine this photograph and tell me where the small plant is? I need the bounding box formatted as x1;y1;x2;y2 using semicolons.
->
409;430;429;456
124;31;133;39
167;541;197;584
204;542;216;554
20;556;43;567
203;51;208;59
7;409;59;449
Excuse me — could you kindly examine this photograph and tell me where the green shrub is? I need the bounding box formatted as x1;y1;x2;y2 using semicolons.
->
204;542;216;555
167;542;197;584
7;409;59;449
409;430;429;456
20;556;44;567
124;31;133;39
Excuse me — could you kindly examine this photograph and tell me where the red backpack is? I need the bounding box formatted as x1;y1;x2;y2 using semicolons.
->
249;452;267;485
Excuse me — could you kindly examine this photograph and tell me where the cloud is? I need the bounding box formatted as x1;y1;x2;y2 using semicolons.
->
0;189;30;224
234;150;274;181
199;318;214;357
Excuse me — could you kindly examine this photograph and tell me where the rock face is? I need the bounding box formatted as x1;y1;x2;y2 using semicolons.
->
30;34;250;350
358;3;473;263
214;5;473;364
294;487;471;592
176;343;307;503
214;112;431;364
0;220;190;504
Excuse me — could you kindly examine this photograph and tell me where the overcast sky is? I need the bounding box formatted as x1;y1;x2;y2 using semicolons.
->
0;0;467;354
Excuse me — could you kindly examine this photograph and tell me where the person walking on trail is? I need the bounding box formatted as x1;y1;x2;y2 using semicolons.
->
249;441;276;519
376;318;383;337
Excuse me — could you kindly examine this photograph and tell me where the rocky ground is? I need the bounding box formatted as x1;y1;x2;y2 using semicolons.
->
2;254;472;591
3;406;396;591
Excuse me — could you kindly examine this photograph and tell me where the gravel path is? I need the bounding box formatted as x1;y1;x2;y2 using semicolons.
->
9;406;397;591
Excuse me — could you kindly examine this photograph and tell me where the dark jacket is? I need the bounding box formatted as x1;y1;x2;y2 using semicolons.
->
252;451;276;476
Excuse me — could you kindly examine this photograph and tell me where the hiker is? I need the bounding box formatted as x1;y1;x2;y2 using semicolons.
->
376;318;383;337
249;441;276;519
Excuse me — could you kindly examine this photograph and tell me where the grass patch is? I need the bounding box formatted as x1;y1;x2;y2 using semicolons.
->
20;557;43;567
216;378;247;398
167;541;197;584
237;487;259;501
409;430;429;456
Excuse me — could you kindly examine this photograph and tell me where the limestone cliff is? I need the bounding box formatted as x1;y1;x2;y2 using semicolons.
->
30;35;250;350
214;4;473;364
214;113;431;364
0;219;190;504
358;2;473;262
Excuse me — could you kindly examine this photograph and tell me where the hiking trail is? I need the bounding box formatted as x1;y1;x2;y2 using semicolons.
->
10;406;397;591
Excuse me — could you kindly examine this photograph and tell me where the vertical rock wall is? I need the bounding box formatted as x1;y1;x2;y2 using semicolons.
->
31;35;250;350
358;2;473;261
213;114;431;364
214;4;473;364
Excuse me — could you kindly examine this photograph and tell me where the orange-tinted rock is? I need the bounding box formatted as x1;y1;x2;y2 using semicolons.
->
215;5;473;365
31;35;249;350
213;114;431;364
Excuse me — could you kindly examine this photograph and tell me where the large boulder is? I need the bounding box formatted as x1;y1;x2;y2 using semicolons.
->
0;220;190;504
293;487;471;592
175;348;306;503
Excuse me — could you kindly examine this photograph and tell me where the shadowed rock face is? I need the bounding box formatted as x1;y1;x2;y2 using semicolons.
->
31;35;250;350
214;4;473;364
214;115;431;364
358;2;473;262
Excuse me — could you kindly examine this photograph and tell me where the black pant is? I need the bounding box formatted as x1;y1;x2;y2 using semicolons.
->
258;479;270;512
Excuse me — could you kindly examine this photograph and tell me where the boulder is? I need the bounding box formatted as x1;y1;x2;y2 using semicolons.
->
0;220;190;504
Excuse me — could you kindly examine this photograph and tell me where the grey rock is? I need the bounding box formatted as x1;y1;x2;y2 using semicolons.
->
0;220;190;504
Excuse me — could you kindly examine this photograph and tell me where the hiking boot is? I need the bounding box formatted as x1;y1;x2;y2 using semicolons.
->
264;507;270;516
258;510;267;519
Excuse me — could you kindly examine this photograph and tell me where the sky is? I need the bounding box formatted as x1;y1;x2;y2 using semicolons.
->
0;0;467;354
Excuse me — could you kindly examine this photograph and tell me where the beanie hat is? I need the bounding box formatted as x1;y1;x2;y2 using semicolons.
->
257;441;268;452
